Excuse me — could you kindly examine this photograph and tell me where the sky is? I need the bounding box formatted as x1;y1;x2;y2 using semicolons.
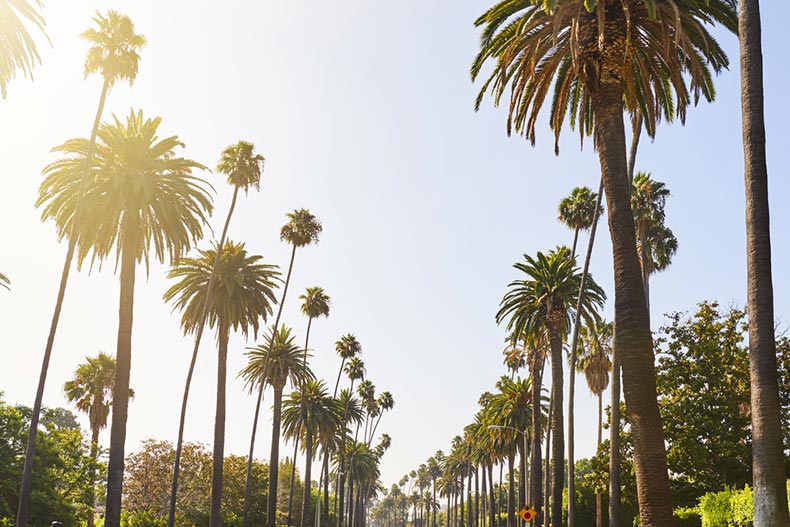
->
1;1;789;490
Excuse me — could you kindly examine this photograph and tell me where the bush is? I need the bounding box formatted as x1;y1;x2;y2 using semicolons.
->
699;489;733;527
675;506;702;527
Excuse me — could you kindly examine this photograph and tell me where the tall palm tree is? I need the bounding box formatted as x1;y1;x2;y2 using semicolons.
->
0;0;47;98
19;14;145;526
339;356;366;527
63;352;123;527
473;3;736;525
242;326;314;527
739;2;790;525
287;287;331;526
367;391;394;445
283;380;344;527
558;186;598;257
496;247;605;527
242;208;322;527
577;320;612;527
164;240;280;527
38;110;212;527
168;140;265;527
523;330;550;527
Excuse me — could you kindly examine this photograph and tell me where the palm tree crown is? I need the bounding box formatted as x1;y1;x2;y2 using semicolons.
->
471;0;736;149
0;0;48;97
63;352;118;435
301;286;331;320
282;380;344;449
578;320;613;396
82;10;146;87
163;240;281;338
336;334;362;360
281;208;322;248
216;140;265;193
558;186;599;239
37;110;213;269
241;326;314;391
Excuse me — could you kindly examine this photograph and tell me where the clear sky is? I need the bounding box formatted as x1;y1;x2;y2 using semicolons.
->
1;1;789;489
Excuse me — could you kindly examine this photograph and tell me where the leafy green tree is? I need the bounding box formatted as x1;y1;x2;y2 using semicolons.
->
242;209;322;527
38;110;213;527
64;352;127;527
165;240;280;527
20;14;145;526
558;187;598;258
497;247;604;526
0;0;47;97
168;140;266;527
739;1;790;524
473;2;737;524
242;326;314;527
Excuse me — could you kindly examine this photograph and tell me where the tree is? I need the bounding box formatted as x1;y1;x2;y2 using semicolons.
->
63;352;125;527
168;140;266;527
164;240;280;527
0;0;47;98
38;110;213;527
242;209;322;527
368;391;394;446
739;1;790;524
19;13;145;526
497;247;605;526
577;321;612;527
558;186;598;257
282;380;344;527
241;326;314;527
473;2;736;525
287;287;331;527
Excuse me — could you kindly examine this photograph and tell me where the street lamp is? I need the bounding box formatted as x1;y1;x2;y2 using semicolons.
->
488;425;530;505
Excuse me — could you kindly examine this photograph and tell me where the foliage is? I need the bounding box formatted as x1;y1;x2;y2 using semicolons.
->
697;482;790;527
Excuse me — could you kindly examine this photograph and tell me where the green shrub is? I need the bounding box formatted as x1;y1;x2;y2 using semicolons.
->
699;489;733;527
675;506;702;527
729;485;753;527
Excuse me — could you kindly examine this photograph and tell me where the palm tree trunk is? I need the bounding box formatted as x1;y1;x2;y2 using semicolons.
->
210;321;231;527
609;343;621;527
570;227;580;259
348;477;355;527
323;454;330;527
739;2;790;525
302;430;315;527
170;185;241;527
567;178;604;527
543;393;551;527
530;358;544;527
474;468;480;527
548;330;563;527
595;393;603;527
16;78;110;527
593;87;673;527
339;450;348;527
487;464;495;527
268;384;286;527
480;470;486;527
288;316;315;527
460;478;465;527
87;425;100;527
506;452;514;527
518;451;525;517
627;116;642;184
104;234;138;527
244;242;298;527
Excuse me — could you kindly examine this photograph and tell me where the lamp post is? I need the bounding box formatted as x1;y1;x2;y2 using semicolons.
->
488;425;530;506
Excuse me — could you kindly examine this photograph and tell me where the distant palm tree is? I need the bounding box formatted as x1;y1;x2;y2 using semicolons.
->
242;326;314;527
496;247;605;527
19;14;145;527
287;287;331;527
339;355;365;527
740;2;790;525
168;140;265;527
367;391;394;445
242;209;322;527
64;352;126;527
578;321;612;527
38;110;212;527
558;186;599;257
164;241;280;527
0;0;47;98
282;380;344;527
473;2;736;524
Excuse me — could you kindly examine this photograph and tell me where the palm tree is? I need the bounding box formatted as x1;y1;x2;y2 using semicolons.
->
339;356;366;527
287;287;331;527
0;0;47;98
168;140;265;527
242;326;314;527
739;2;790;525
242;208;322;527
164;240;280;527
63;352;124;527
631;172;672;311
0;272;9;290
473;3;737;525
557;186;598;257
283;380;344;527
38;110;212;527
19;14;145;526
577;320;612;527
523;330;550;527
496;247;605;527
367;391;394;445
